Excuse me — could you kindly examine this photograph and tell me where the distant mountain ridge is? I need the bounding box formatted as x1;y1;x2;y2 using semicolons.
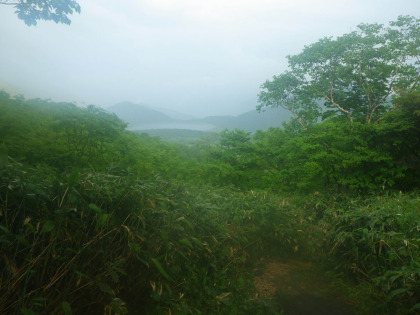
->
107;101;291;133
107;102;173;125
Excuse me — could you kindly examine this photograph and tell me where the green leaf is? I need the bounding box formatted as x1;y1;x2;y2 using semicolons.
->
97;281;115;297
151;258;172;281
410;303;420;312
160;230;168;243
20;308;37;315
362;228;369;239
66;169;79;187
74;271;89;278
129;243;149;266
0;225;10;234
388;288;407;298
179;239;193;248
41;220;55;233
177;251;188;260
0;143;7;169
54;208;76;215
0;238;11;245
24;222;36;234
89;204;102;214
389;274;402;284
110;271;119;283
16;235;31;248
31;297;48;307
61;301;72;315
111;298;127;314
95;213;109;230
130;242;141;255
191;237;203;247
112;263;127;276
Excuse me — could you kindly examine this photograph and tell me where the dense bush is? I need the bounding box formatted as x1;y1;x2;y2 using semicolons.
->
290;191;420;314
0;158;306;314
1;90;419;313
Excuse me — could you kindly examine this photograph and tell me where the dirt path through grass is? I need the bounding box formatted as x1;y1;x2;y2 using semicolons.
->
254;259;355;315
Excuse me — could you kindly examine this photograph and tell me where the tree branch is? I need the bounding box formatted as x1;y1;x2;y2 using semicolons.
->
374;105;401;123
408;74;420;92
367;61;400;123
322;82;353;123
282;103;307;130
358;55;374;123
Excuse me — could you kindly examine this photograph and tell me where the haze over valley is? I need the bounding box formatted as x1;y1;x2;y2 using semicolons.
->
107;101;291;133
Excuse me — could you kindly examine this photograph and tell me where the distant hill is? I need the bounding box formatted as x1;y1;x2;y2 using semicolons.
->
107;101;291;133
107;101;173;125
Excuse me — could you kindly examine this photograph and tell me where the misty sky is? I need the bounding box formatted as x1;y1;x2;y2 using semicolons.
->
0;0;418;117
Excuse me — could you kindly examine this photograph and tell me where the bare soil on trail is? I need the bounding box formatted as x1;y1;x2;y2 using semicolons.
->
254;259;355;315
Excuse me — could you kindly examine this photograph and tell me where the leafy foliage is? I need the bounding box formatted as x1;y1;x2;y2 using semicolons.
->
318;193;419;313
0;0;81;26
196;104;419;192
0;159;302;314
0;92;197;179
258;16;420;126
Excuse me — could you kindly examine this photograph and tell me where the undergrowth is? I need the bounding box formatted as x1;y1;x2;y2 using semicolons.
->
0;159;304;314
293;191;420;314
2;158;418;314
1;94;419;314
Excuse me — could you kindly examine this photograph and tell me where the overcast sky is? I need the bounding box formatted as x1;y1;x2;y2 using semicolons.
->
0;0;418;117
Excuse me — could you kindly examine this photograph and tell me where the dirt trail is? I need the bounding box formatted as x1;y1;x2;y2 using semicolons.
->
254;259;354;315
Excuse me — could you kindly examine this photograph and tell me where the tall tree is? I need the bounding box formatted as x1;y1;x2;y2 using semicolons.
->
258;16;420;128
0;0;80;26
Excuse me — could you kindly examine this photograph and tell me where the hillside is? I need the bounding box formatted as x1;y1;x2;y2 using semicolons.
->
1;91;419;314
107;101;173;125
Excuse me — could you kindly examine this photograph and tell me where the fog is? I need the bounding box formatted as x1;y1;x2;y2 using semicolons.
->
0;0;418;117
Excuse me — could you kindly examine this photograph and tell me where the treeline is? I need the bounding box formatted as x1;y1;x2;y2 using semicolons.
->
198;91;420;192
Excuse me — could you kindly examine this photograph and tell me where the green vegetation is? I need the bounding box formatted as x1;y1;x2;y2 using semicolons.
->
1;16;419;314
134;129;216;145
258;16;419;128
0;0;81;26
0;158;295;314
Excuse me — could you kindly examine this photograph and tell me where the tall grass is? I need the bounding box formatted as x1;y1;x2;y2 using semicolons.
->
0;159;304;314
292;191;420;314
